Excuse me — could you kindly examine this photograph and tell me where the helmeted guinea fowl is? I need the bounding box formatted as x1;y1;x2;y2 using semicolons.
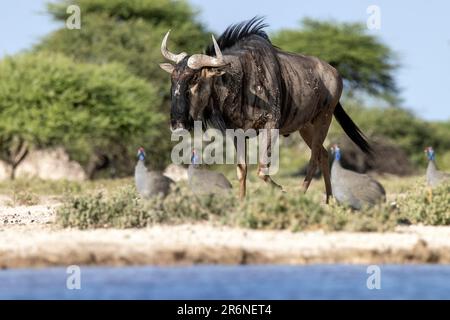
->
331;145;386;210
425;146;450;188
188;149;232;195
135;147;174;198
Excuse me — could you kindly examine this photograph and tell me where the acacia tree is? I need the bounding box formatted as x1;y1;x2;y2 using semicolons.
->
0;52;164;179
272;18;399;103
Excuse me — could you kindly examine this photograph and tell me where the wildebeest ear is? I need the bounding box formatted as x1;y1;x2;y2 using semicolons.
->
159;63;174;74
202;67;226;78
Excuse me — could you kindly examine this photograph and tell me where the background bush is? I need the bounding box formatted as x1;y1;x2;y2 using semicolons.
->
32;0;210;174
0;52;164;178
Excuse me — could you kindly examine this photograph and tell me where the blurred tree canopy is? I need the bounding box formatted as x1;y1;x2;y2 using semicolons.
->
31;0;210;175
0;52;165;178
272;19;399;103
36;0;209;95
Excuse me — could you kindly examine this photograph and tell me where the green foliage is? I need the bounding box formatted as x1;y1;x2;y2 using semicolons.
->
237;187;328;230
50;175;449;231
7;190;40;207
0;52;165;174
34;0;210;174
54;180;407;232
57;186;152;228
47;0;199;25
272;18;399;101
400;182;450;225
37;0;208;92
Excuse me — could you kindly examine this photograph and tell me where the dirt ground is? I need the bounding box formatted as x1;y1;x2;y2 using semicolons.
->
1;202;450;269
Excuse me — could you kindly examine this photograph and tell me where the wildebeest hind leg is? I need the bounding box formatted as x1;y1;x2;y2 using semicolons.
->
300;113;333;203
299;125;318;192
319;148;332;203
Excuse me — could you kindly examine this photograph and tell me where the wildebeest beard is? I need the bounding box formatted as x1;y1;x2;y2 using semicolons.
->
169;57;194;131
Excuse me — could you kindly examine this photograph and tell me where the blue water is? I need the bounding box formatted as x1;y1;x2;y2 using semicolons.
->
0;265;449;299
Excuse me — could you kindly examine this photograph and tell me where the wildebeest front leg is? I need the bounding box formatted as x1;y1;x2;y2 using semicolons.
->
257;128;283;190
235;138;247;199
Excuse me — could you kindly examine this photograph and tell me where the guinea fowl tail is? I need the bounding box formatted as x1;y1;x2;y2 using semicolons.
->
333;102;373;155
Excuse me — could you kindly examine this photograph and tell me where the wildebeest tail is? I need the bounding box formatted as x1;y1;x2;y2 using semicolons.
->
333;102;373;155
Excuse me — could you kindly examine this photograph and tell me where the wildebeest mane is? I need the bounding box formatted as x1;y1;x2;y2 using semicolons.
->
202;17;280;133
205;16;271;55
202;106;227;132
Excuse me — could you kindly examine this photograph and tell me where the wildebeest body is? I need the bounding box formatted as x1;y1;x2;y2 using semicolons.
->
201;35;342;136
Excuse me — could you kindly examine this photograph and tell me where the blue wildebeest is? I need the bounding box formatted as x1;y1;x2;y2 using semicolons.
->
160;17;372;201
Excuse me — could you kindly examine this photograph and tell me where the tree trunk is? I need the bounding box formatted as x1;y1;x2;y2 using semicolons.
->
1;138;29;180
10;166;16;180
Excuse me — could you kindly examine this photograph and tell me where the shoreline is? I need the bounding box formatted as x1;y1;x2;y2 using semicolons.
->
2;206;450;268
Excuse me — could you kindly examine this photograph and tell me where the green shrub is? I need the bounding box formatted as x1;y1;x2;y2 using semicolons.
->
237;187;327;230
400;181;450;225
57;186;151;229
53;179;401;231
55;177;450;231
160;186;236;223
7;190;40;206
0;52;165;177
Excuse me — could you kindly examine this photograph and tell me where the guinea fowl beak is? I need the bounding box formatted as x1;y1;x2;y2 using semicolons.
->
137;147;145;158
331;144;339;153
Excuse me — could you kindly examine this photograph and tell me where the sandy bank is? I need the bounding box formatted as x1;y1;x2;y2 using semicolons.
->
1;203;450;268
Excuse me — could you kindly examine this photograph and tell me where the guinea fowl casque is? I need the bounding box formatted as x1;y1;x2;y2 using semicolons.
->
425;146;450;188
134;147;174;198
331;145;386;210
188;149;232;195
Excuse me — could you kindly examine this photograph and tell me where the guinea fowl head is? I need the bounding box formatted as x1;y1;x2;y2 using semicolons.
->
331;144;341;161
137;147;146;161
424;146;435;161
191;149;201;165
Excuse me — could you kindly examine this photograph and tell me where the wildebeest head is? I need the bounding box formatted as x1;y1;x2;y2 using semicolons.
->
159;31;228;132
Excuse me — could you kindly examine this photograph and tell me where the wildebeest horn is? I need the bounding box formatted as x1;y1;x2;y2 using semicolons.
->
211;35;223;60
161;30;187;64
187;34;227;70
